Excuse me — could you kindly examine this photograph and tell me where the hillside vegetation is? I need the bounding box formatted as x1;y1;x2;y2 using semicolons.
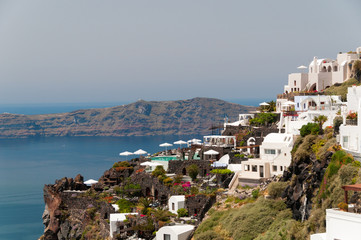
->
324;78;360;101
194;127;361;239
0;98;255;138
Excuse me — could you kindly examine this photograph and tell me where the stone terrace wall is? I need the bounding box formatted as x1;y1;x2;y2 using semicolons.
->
131;172;170;204
186;194;216;220
168;160;212;177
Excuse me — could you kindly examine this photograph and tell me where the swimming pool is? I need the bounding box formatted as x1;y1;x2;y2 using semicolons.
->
150;156;179;161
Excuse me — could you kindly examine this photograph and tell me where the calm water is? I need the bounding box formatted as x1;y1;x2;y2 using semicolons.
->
0;135;201;240
0;99;260;239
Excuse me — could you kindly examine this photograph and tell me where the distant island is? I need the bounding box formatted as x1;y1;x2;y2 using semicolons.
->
0;97;255;138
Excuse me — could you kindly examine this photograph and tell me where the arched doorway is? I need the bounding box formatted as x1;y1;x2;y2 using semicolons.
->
182;168;187;175
145;187;151;197
309;83;317;91
154;189;159;199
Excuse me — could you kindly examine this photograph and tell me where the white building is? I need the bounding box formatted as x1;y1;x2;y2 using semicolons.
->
168;195;185;214
339;85;361;156
284;47;361;93
203;135;236;148
156;224;194;240
109;213;137;238
223;114;254;128
311;209;361;240
238;133;293;183
277;95;342;135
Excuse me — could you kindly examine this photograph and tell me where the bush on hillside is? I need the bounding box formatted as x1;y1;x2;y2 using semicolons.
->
249;113;278;126
187;164;199;181
267;182;288;199
300;123;320;137
324;78;360;101
177;208;188;217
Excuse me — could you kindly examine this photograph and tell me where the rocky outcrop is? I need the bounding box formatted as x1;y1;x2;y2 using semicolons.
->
41;175;113;240
0;98;255;138
281;137;333;220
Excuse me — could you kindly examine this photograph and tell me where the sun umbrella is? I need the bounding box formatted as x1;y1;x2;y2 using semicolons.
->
119;151;133;160
140;161;153;166
84;179;98;185
283;101;296;106
159;143;172;153
173;140;187;148
187;138;202;144
259;102;270;106
204;149;219;160
204;149;219;155
134;149;147;155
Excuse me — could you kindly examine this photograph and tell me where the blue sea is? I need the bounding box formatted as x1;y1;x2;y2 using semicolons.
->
0;99;263;239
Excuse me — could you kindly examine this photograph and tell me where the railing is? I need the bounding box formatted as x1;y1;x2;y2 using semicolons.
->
277;92;325;100
283;111;299;117
346;119;358;126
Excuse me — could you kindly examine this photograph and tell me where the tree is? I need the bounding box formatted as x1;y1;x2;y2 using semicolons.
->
313;115;328;134
138;197;152;215
187;164;199;181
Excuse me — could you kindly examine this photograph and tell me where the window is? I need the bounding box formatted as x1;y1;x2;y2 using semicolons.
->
265;149;276;154
273;165;277;172
172;203;175;210
343;136;349;148
278;149;281;154
252;165;257;172
294;80;296;86
244;165;249;171
280;166;283;171
164;234;171;240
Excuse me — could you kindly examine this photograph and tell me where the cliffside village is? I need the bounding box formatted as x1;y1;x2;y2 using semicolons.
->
42;47;361;240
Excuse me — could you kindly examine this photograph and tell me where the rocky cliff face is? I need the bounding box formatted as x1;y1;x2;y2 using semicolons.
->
281;135;335;220
0;98;255;138
41;175;113;240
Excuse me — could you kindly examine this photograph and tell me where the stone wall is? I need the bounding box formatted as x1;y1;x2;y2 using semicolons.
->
131;172;170;204
185;194;216;220
168;160;212;177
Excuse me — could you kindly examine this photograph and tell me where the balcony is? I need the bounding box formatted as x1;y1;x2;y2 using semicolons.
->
346;119;358;126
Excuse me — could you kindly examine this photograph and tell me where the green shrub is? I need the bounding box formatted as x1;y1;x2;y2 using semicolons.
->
177;208;188;217
152;165;166;178
249;113;278;126
300;123;320;137
116;199;134;213
252;189;260;199
267;182;288;198
187;164;199;181
210;169;233;175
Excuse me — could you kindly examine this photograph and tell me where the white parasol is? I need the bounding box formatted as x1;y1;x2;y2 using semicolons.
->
84;179;98;185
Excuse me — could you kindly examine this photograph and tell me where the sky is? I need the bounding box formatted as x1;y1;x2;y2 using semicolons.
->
0;0;360;105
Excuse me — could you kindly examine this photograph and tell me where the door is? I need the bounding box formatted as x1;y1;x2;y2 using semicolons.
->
259;166;264;178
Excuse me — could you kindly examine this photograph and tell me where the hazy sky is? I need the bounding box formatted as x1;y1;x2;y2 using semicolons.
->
0;0;360;104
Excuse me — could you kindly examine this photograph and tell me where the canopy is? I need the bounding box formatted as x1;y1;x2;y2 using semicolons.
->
159;143;172;147
283;101;296;106
140;161;163;167
187;138;202;144
259;102;269;106
204;149;219;155
119;151;133;156
84;179;98;185
173;140;187;145
133;149;147;155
